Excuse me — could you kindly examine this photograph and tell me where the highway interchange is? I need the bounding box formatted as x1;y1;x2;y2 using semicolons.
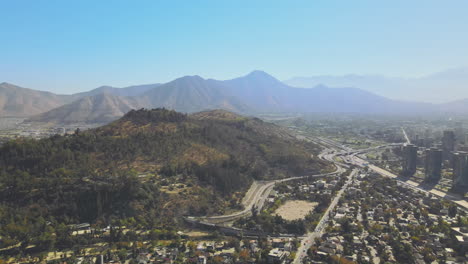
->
189;131;467;264
294;134;468;263
192;168;345;225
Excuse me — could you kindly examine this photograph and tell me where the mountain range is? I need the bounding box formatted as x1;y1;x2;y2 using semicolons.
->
285;67;468;103
27;93;145;124
1;70;468;124
0;82;78;117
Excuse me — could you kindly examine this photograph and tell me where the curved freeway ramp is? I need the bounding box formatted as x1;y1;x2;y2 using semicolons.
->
189;167;344;225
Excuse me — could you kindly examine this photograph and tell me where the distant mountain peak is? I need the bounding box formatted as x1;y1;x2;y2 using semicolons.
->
165;75;207;87
245;70;277;80
427;67;468;79
96;85;115;89
0;82;74;117
174;75;204;82
28;93;144;124
227;70;284;88
0;82;17;88
248;70;269;75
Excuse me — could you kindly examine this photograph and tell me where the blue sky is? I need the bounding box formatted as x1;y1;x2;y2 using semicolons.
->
1;0;467;94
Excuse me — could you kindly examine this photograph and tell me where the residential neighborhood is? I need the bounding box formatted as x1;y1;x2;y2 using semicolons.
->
304;172;467;263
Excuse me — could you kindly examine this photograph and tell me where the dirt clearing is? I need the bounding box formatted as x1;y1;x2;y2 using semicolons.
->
274;200;318;221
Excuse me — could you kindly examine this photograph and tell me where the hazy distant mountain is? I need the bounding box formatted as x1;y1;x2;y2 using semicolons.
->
74;83;160;98
0;82;160;118
290;86;433;114
439;99;468;113
28;93;146;124
223;71;432;114
285;74;399;98
33;75;253;125
142;75;250;113
223;70;294;111
284;67;468;103
5;69;468;124
0;82;74;117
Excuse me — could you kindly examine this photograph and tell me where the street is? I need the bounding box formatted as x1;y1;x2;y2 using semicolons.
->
293;167;357;264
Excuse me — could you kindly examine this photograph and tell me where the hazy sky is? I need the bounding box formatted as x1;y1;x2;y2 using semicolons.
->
1;0;467;94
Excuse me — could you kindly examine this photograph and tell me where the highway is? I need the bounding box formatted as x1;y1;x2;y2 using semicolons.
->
350;154;468;210
192;133;466;264
293;135;467;264
192;166;345;224
402;127;411;144
320;134;468;210
293;168;357;264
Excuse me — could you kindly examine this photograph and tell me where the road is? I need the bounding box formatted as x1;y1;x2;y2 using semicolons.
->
293;168;357;264
314;136;466;208
193;167;345;224
350;154;468;210
293;135;467;263
320;133;468;211
194;133;466;264
402;127;411;144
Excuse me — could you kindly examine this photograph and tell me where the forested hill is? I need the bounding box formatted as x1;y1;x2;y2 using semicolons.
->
0;108;331;252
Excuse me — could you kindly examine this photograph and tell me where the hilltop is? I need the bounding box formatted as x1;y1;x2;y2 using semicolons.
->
0;108;331;251
141;75;250;113
72;83;161;98
28;93;148;124
0;82;75;117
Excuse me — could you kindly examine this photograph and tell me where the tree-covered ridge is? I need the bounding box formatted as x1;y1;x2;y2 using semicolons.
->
0;108;330;254
119;108;188;125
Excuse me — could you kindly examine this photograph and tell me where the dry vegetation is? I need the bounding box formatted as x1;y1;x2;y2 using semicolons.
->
274;200;318;221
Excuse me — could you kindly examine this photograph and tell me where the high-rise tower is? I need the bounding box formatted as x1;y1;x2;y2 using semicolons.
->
442;130;456;160
424;148;442;182
402;144;418;177
453;151;468;189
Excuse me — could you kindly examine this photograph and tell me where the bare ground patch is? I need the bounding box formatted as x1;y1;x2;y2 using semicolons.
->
274;200;318;221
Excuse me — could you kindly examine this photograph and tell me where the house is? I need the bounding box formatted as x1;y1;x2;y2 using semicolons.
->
451;227;468;246
196;242;206;251
268;248;289;264
352;237;364;248
316;180;325;189
318;245;335;255
272;238;285;248
206;243;214;251
334;212;346;219
249;240;259;252
136;253;150;264
445;248;455;257
197;256;207;264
